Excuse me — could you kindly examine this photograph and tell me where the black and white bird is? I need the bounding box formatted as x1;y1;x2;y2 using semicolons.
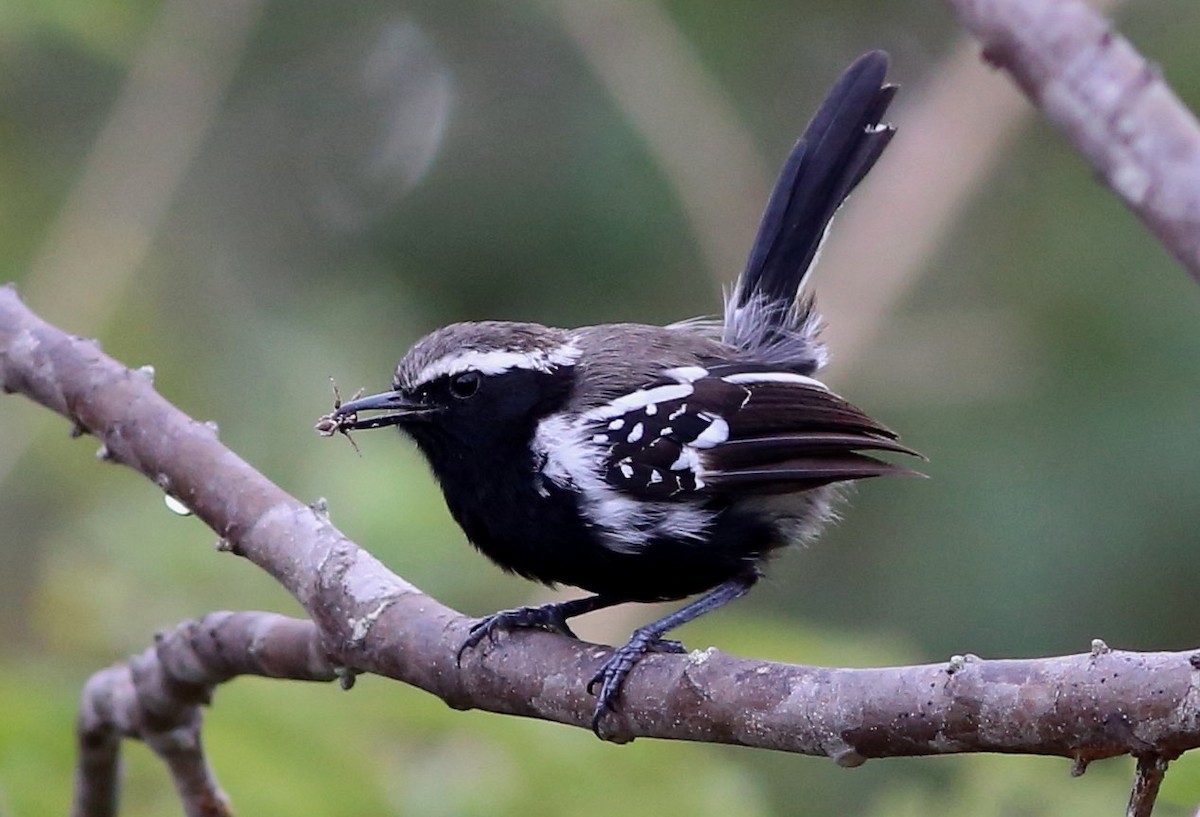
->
321;51;919;734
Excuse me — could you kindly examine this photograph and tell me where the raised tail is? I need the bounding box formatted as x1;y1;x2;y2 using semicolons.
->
723;51;896;370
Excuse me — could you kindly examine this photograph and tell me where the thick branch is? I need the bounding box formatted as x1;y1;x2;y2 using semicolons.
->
6;284;1200;768
945;0;1200;282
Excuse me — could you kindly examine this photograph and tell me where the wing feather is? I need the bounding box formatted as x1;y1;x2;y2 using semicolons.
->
589;366;921;500
705;454;914;495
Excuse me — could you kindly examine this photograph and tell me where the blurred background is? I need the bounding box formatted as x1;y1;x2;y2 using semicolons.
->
3;0;1200;814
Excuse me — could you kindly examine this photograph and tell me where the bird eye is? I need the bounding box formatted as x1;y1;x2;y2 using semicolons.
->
449;371;481;399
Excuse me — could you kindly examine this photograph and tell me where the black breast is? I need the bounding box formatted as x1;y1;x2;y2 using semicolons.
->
405;366;786;602
442;467;781;602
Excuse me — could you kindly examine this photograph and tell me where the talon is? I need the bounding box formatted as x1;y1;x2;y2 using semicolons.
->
587;629;671;736
456;619;492;665
591;703;612;736
456;602;583;666
586;670;603;697
589;667;623;735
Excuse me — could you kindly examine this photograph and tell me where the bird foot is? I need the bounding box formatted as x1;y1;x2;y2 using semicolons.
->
587;631;684;735
457;603;580;664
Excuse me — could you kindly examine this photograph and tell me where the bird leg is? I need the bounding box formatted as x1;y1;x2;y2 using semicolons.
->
587;573;759;736
457;594;626;664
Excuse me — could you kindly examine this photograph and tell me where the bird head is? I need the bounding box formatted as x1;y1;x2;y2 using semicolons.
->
328;321;580;462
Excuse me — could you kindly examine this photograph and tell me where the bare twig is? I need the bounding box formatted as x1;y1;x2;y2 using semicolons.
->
1126;754;1168;817
73;612;334;817
946;0;1200;282
945;2;1200;810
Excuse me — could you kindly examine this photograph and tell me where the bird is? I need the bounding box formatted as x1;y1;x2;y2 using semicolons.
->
319;50;919;735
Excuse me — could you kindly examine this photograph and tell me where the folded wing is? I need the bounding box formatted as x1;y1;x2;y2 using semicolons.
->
587;364;920;500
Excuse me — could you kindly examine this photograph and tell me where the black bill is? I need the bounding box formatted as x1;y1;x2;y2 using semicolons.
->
315;390;431;436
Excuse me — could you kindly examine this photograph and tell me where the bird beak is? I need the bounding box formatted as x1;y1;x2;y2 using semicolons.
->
328;389;433;431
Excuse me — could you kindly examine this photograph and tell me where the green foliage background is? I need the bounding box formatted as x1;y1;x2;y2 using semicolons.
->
2;0;1200;814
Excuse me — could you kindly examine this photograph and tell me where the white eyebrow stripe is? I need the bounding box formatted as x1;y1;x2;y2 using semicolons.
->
413;345;581;386
720;371;828;389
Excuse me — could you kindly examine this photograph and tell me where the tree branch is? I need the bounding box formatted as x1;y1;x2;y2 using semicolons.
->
939;3;1200;810
1127;753;1169;817
4;281;1200;810
7;6;1200;812
73;612;333;817
945;0;1200;282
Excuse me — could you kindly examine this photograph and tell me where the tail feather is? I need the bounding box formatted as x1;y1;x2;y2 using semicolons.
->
724;51;896;368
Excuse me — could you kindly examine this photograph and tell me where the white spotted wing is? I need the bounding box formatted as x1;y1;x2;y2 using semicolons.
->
585;363;920;500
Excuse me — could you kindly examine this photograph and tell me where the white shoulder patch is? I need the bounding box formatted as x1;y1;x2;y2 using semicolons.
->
532;412;713;553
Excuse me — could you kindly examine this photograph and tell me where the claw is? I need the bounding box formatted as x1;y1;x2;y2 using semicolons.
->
586;637;684;694
581;574;756;736
587;628;668;735
456;602;581;666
